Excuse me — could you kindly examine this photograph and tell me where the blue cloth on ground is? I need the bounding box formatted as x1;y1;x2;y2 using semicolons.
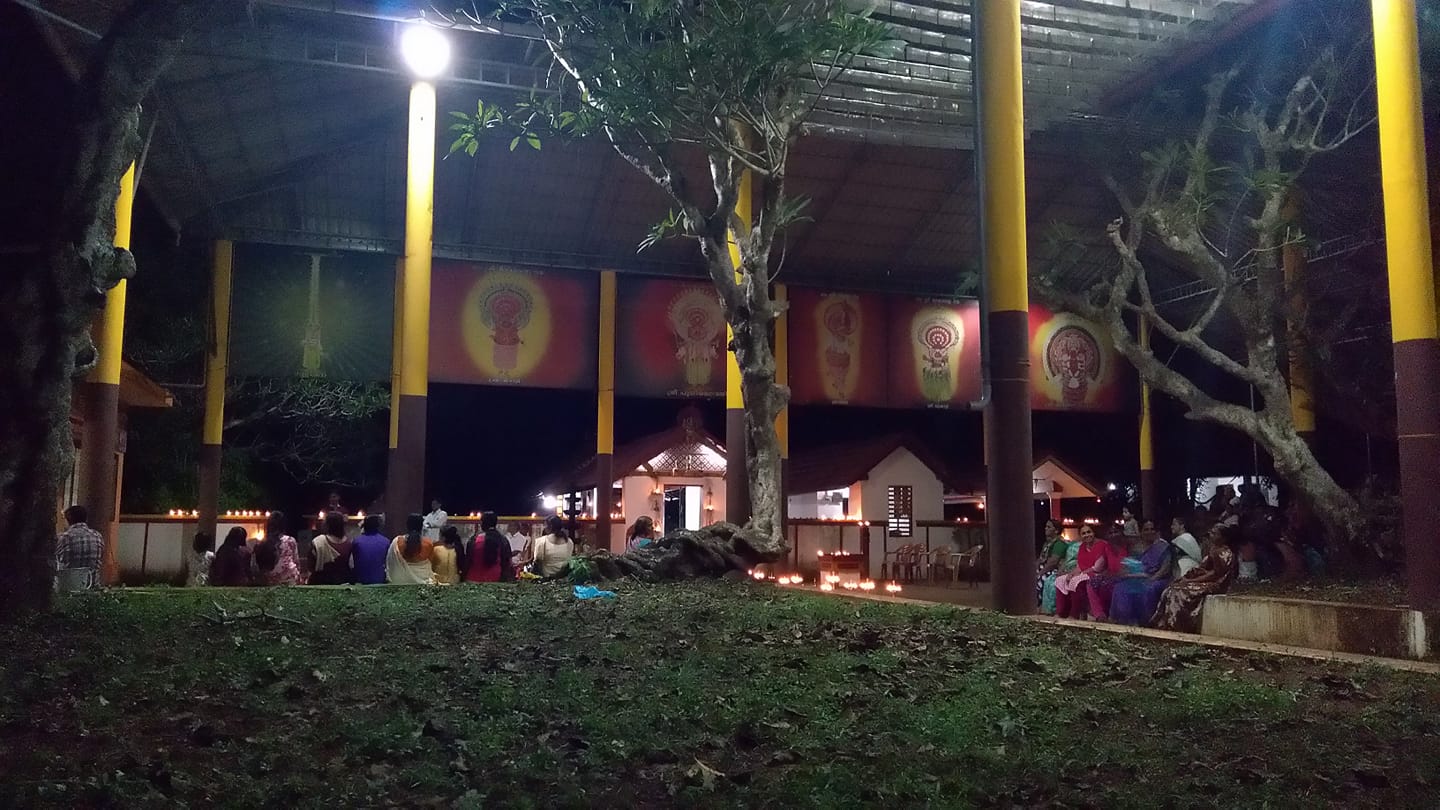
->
573;585;617;600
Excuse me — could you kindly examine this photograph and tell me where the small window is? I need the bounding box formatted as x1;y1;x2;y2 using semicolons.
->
887;485;914;538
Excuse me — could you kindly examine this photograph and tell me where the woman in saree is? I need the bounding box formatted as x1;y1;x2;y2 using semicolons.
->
385;513;435;585
464;511;515;583
1151;524;1240;633
1080;529;1133;619
308;511;354;585
1036;520;1075;614
431;526;466;584
1109;528;1173;625
1054;525;1120;620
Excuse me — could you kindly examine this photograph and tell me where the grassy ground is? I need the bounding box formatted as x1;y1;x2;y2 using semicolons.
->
3;583;1438;808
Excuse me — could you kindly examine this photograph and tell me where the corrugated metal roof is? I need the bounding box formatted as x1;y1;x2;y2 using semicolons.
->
28;0;1270;297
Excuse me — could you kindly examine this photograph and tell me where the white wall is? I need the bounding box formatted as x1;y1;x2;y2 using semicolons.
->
859;448;946;578
619;474;725;536
786;488;852;520
787;491;820;519
115;518;268;583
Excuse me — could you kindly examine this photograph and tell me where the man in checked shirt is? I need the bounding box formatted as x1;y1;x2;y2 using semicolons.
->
55;504;104;589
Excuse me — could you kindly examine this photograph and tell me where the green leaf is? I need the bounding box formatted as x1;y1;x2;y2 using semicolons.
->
525;134;542;151
465;139;478;156
509;135;522;152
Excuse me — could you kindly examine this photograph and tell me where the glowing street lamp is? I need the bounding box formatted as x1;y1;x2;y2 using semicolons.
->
400;25;452;79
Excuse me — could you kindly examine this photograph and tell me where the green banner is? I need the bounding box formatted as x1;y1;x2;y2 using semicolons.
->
229;243;394;381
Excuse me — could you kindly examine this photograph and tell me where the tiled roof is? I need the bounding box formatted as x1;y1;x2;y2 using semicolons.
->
549;424;725;492
787;433;961;495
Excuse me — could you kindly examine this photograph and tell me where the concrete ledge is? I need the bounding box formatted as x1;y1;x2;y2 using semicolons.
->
1201;594;1435;660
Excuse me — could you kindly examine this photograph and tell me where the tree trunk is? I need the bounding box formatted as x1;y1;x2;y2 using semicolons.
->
0;0;220;619
1258;412;1366;556
0;260;83;617
723;268;789;554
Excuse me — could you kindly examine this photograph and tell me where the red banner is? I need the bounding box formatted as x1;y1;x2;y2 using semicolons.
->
429;262;597;389
787;288;887;406
1029;304;1131;412
616;277;727;398
886;298;982;408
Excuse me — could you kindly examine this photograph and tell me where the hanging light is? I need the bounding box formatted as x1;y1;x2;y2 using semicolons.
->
399;24;452;79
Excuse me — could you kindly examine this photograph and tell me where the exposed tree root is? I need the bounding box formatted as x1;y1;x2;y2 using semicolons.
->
572;522;785;583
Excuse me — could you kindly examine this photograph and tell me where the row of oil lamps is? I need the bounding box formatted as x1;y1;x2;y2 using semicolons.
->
165;509;273;518
748;569;903;595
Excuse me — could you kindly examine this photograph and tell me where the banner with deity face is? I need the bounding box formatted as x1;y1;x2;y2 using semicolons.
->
616;277;727;397
787;288;887;406
886;298;982;408
230;243;395;381
1029;305;1131;411
429;262;597;389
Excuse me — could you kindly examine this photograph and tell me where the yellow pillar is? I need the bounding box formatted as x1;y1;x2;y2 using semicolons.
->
1138;320;1158;522
1372;0;1440;608
596;270;618;550
391;79;437;530
383;257;404;531
725;170;753;525
197;240;234;542
1282;197;1317;441
976;0;1035;614
389;258;404;451
774;283;789;457
774;282;789;535
91;164;135;388
79;162;135;584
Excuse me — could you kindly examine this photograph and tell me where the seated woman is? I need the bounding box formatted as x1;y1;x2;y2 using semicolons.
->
308;511;354;585
1274;533;1306;582
1109;527;1173;625
385;513;435;585
253;511;301;586
1083;529;1134;620
1035;520;1075;615
464;512;515;583
1053;526;1120;620
1236;535;1261;584
626;516;659;551
351;515;391;585
187;532;214;587
432;526;467;585
210;527;252;587
1151;524;1240;633
1168;516;1204;577
530;515;575;579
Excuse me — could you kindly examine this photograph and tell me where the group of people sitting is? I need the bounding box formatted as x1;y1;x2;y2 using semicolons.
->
1036;508;1241;633
188;511;578;587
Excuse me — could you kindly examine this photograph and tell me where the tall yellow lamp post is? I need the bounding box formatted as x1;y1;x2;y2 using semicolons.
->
387;24;450;531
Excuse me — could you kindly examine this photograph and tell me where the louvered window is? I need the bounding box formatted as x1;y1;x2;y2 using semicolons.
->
887;485;914;537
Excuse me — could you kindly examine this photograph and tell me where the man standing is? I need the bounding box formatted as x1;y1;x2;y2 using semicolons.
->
56;505;104;590
507;522;531;568
423;499;448;542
